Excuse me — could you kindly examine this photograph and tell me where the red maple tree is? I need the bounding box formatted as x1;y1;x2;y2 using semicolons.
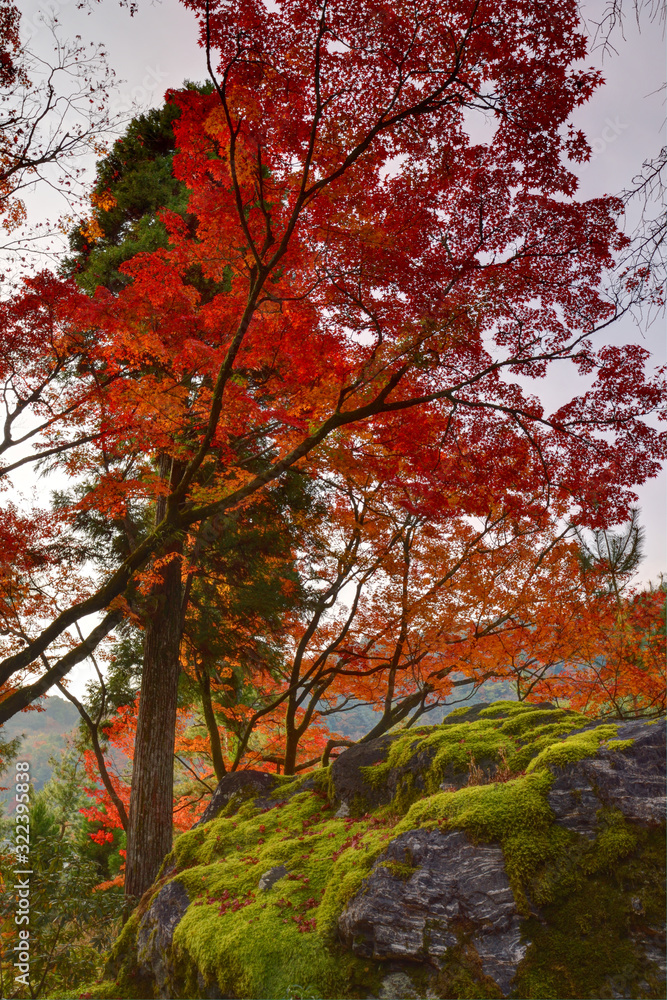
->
1;0;665;898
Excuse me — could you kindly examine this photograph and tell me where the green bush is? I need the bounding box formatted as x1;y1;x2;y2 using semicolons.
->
0;783;123;999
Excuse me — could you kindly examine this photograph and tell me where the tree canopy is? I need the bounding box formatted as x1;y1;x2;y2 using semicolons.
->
0;0;664;900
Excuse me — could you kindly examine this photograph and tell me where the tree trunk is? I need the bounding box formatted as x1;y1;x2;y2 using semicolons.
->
125;455;185;900
125;550;182;898
283;695;299;776
198;663;226;783
283;737;298;776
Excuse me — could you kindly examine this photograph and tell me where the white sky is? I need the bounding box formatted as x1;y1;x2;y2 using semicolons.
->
11;0;666;617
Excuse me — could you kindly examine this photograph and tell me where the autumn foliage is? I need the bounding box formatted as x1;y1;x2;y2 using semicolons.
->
0;0;665;897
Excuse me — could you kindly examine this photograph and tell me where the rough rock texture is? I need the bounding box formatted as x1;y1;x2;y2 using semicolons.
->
330;703;511;814
330;733;397;812
258;865;288;891
102;704;666;1000
136;879;190;999
547;718;665;835
194;770;279;826
339;829;527;996
195;768;320;828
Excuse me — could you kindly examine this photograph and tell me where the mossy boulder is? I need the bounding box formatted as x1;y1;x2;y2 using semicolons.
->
95;702;665;1000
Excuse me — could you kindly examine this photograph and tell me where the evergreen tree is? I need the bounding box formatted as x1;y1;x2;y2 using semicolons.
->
62;97;189;293
59;92;324;892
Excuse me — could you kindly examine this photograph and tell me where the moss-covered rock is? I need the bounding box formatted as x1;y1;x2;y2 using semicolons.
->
85;702;666;1000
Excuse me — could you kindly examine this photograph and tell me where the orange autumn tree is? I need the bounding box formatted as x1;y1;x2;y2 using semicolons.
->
80;702;135;850
170;447;592;777
1;0;665;901
77;498;664;873
506;511;666;717
541;582;666;718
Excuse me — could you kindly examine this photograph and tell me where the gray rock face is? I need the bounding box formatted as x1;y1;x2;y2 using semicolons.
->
195;769;321;827
330;703;560;815
258;865;288;891
330;733;397;811
195;770;278;826
339;829;528;997
136;880;190;999
196;970;226;1000
642;929;667;982
548;718;666;836
127;711;665;1000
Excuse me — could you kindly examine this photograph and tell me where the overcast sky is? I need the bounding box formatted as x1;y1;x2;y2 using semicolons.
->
15;0;666;590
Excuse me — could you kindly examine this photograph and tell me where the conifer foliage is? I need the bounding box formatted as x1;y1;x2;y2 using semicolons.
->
0;0;665;899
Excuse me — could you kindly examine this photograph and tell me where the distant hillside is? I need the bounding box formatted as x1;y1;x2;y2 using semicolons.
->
0;682;519;805
0;695;80;809
330;679;518;741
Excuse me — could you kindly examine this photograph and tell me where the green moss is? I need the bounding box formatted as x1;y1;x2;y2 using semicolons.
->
513;825;666;999
392;770;417;813
79;701;664;1000
311;764;333;799
443;705;479;720
49;975;154;1000
376;859;418;881
581;809;638;874
152;705;649;996
526;724;619;773
161;787;398;998
478;700;537;718
317;861;374;938
495;707;582;735
272;771;314;798
359;704;590;812
606;737;635;751
104;909;142;981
